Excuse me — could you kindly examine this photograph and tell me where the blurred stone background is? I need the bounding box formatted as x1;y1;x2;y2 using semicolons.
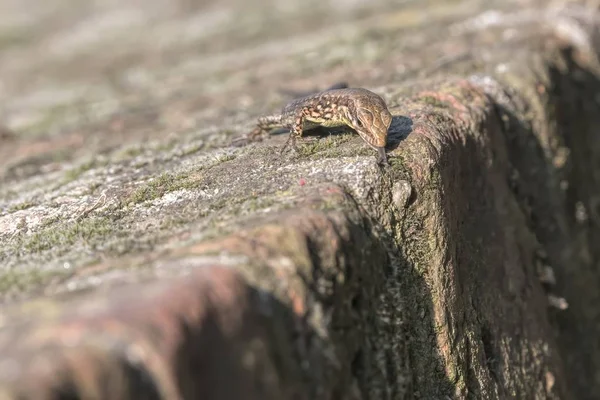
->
1;0;599;399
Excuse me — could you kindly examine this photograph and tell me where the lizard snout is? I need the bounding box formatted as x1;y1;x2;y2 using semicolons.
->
371;128;388;148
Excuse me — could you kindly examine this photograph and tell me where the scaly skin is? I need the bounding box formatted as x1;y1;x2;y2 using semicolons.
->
244;87;393;164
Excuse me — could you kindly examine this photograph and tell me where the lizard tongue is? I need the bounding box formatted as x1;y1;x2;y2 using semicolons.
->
377;147;388;165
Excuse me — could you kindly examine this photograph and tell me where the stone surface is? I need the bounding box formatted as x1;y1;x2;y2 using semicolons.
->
0;0;600;399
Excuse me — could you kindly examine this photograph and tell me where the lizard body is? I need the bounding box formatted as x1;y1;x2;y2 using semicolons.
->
245;87;393;164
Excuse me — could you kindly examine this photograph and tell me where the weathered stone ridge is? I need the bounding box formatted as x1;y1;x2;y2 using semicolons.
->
0;0;599;399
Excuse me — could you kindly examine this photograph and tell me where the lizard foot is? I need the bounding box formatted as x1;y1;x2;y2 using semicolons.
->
281;135;302;155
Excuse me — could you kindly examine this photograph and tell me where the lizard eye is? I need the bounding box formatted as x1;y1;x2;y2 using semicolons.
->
355;120;363;128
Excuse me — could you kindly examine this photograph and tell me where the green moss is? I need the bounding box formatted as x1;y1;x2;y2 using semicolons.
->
181;142;204;156
354;145;377;157
40;215;60;228
387;153;413;184
153;137;180;153
113;145;145;161
214;153;237;163
8;201;35;212
125;171;204;205
87;181;102;194
296;133;354;157
21;217;113;253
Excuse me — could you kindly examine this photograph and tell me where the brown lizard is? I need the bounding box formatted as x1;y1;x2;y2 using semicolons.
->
239;87;393;165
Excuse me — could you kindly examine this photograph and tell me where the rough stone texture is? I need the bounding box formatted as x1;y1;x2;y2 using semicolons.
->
1;0;600;399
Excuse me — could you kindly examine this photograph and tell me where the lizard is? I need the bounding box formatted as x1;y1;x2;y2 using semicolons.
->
236;86;393;165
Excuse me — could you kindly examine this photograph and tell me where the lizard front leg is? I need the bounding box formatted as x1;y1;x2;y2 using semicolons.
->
281;110;306;154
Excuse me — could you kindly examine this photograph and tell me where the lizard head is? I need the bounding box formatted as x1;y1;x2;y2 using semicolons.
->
348;95;393;152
